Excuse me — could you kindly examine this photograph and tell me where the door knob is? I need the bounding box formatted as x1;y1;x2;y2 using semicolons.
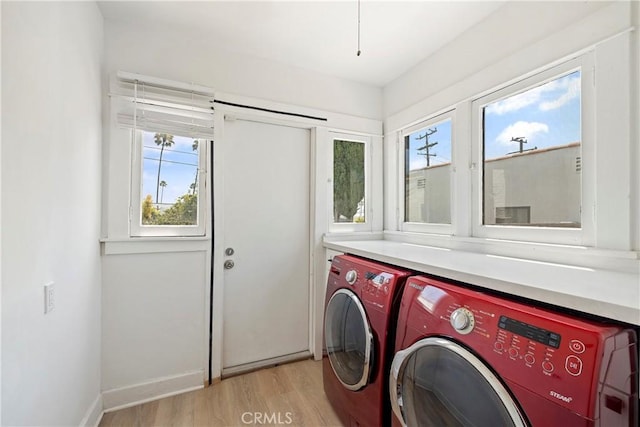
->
224;260;235;270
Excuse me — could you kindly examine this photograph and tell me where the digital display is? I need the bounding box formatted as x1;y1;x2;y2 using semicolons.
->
498;316;561;349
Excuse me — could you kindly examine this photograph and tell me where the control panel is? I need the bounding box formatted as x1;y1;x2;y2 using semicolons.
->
440;298;596;384
491;317;586;378
328;255;410;310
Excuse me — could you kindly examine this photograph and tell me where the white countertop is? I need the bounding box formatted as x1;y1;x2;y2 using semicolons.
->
323;239;640;326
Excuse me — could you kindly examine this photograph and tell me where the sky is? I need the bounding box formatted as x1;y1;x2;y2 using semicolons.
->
407;70;581;170
142;131;200;207
484;70;581;159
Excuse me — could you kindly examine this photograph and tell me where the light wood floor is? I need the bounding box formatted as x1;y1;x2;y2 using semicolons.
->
100;359;344;427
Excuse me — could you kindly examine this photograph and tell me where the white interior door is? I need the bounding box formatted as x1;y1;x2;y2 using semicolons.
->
222;118;311;374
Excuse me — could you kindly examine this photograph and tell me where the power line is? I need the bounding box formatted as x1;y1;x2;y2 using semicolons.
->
143;157;199;167
144;145;198;156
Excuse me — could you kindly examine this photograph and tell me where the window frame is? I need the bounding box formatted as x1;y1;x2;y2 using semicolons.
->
471;54;595;246
399;110;456;235
130;129;208;237
328;132;372;233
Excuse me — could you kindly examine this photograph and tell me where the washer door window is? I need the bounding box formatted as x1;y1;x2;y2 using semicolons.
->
390;337;527;427
325;289;373;391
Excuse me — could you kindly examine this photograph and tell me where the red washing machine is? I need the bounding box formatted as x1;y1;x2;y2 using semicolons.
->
389;275;638;427
323;255;411;427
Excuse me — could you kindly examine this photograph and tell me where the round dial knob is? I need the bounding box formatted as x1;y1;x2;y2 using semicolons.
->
450;308;474;334
345;270;358;285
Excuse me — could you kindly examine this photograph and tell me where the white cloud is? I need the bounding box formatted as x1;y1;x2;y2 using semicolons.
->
485;73;579;115
496;121;549;145
486;86;547;115
539;77;580;111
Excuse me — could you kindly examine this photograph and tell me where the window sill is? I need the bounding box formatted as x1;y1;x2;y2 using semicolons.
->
101;237;210;255
323;231;384;241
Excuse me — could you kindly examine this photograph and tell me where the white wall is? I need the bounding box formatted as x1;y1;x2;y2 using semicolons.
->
483;145;581;225
101;248;207;409
1;2;103;425
382;1;612;118
104;21;382;120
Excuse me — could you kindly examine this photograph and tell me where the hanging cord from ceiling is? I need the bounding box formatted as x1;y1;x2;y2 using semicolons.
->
357;0;361;56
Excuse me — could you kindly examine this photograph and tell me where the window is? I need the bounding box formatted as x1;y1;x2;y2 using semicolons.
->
472;55;594;244
113;71;213;236
483;70;581;228
330;133;371;231
400;112;454;233
333;138;366;223
139;131;205;227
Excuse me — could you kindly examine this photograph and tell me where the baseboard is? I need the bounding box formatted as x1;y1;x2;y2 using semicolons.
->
203;377;221;387
102;370;204;412
79;394;103;427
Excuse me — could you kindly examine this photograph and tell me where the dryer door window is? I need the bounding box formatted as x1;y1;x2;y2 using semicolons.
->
390;337;528;427
324;288;373;391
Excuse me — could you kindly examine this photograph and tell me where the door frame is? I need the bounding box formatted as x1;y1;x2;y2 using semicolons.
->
208;105;321;382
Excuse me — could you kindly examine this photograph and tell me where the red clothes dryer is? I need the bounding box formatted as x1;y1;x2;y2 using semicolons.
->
390;275;638;427
323;255;411;427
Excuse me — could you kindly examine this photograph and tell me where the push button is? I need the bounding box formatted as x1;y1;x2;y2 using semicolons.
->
542;360;554;373
570;340;586;354
565;355;583;376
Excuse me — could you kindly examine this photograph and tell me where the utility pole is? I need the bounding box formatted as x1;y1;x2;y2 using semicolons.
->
416;128;438;166
508;136;537;155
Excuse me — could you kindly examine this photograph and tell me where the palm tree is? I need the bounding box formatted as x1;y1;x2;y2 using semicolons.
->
154;133;174;203
159;180;167;205
191;139;199;195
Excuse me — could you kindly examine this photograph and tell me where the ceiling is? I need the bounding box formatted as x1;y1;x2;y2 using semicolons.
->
98;1;506;87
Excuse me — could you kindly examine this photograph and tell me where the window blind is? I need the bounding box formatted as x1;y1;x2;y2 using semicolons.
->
113;71;215;139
